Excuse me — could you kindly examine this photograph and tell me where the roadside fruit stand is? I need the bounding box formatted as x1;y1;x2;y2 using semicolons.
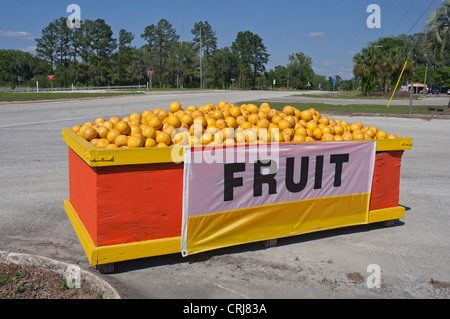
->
62;102;412;273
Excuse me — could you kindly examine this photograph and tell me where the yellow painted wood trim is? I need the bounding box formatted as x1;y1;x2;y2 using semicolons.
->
375;137;412;151
63;128;412;167
95;236;181;265
368;206;405;223
64;200;98;265
64;199;181;265
62;128;177;167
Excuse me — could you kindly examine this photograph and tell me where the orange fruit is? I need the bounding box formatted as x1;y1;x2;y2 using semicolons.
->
102;121;114;129
106;130;120;143
334;125;344;136
292;134;306;143
318;116;329;126
313;128;322;140
167;115;181;128
116;121;131;135
342;131;353;141
247;104;259;114
142;126;156;139
271;115;283;125
300;110;313;121
193;116;207;128
305;120;317;130
248;113;260;125
163;125;176;137
106;143;118;148
321;133;334;142
155;132;171;145
295;126;308;137
95;138;110;148
96;126;110;139
129;113;141;122
181;114;194;126
283;105;295;116
215;119;227;130
235;116;246;125
257;118;270;129
72;125;81;133
130;125;142;136
321;126;334;135
145;138;157;148
353;132;365;141
376;130;387;139
260;103;271;113
157;109;169;120
350;123;361;132
114;135;129;147
169;102;182;113
190;136;201;146
127;136;144;148
268;109;278;119
148;117;163;130
225;116;237;128
387;134;397;139
201;133;213;145
245;129;258;143
81;126;98;141
334;135;344;141
230;106;242;118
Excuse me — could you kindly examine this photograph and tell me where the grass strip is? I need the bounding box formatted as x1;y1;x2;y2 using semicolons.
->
0;91;144;102
241;101;445;115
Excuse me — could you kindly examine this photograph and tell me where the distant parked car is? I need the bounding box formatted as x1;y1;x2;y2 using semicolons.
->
447;88;450;95
431;88;440;94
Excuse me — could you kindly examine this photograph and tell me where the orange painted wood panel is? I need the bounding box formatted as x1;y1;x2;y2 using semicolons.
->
369;151;404;211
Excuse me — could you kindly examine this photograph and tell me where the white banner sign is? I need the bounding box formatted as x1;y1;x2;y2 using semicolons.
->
181;141;376;255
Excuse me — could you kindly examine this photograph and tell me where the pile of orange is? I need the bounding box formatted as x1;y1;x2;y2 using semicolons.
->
72;101;398;148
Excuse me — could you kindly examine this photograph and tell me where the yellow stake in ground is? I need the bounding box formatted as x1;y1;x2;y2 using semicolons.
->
387;60;408;110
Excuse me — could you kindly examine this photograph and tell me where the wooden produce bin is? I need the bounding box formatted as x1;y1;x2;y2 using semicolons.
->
62;128;412;272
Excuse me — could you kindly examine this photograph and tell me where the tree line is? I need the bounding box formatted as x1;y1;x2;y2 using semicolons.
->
0;16;326;90
1;0;448;93
353;0;449;95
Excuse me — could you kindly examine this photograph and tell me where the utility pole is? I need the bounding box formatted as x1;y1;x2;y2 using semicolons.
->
200;27;203;89
180;0;184;89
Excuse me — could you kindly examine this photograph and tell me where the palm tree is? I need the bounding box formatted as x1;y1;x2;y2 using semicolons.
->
420;0;450;65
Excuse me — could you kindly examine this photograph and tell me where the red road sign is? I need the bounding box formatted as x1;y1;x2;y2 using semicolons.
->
148;70;154;76
47;75;55;80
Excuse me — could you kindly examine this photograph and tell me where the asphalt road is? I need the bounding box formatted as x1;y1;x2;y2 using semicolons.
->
0;90;449;300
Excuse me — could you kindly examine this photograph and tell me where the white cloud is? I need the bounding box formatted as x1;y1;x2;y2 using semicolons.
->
321;61;338;66
21;46;37;52
0;30;35;40
307;32;324;38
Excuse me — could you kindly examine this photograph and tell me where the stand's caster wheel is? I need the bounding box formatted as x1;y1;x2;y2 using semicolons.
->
381;219;396;227
98;263;115;274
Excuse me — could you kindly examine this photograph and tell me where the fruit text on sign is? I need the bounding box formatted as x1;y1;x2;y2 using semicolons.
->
223;154;350;202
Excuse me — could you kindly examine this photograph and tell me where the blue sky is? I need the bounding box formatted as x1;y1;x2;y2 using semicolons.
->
0;0;442;79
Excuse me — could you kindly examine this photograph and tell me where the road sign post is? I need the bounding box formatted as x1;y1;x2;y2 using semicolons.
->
148;70;154;89
47;75;55;91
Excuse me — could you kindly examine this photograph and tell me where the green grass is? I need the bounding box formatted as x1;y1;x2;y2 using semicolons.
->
241;101;445;115
292;90;419;100
0;91;144;102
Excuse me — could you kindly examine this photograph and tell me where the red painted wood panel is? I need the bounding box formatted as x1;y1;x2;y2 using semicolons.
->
68;148;98;245
370;151;403;211
95;163;184;246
